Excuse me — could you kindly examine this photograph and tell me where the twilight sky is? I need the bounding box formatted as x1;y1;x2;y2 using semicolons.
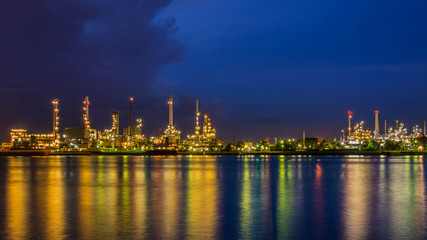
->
1;0;427;141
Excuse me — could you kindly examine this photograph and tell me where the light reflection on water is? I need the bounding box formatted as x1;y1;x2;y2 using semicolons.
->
0;155;426;239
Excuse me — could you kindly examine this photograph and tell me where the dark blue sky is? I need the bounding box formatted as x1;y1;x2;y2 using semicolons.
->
1;0;427;141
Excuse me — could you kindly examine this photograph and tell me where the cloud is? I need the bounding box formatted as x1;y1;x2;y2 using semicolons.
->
0;0;186;140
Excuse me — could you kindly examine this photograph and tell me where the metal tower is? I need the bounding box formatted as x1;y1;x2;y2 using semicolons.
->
374;110;380;134
202;113;216;139
195;100;200;136
52;99;59;140
129;97;133;127
347;111;353;139
83;96;91;129
112;110;119;135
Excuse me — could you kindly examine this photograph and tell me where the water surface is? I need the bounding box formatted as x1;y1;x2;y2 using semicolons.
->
0;155;426;239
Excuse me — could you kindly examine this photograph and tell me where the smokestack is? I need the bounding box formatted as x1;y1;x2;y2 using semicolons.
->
395;120;399;130
168;95;173;126
129;97;133;127
374;110;380;134
384;120;387;135
303;131;306;149
424;120;426;136
347;111;353;139
83;96;90;129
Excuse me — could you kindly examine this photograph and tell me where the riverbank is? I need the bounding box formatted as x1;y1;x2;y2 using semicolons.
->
1;149;426;156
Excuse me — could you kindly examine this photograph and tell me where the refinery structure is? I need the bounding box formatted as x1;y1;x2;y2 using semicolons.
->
3;95;427;154
341;110;425;151
3;95;222;153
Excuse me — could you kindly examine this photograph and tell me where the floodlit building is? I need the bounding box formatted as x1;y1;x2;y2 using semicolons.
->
10;128;28;142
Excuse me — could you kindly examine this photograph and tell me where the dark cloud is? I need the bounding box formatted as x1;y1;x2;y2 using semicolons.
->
0;0;186;140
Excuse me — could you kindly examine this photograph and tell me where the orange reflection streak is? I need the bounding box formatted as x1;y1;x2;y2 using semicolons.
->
161;160;182;239
94;157;107;238
342;161;370;240
118;158;131;238
43;158;66;239
150;161;164;239
6;158;29;240
78;157;95;239
186;156;218;239
93;156;118;238
131;157;147;237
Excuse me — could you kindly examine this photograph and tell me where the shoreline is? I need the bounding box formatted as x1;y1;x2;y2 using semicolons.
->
0;149;426;157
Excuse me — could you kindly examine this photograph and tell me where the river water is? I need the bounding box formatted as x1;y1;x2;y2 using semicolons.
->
0;155;425;239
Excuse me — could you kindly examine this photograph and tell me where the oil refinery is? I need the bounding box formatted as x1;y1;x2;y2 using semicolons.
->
2;95;427;154
2;95;222;153
341;110;425;151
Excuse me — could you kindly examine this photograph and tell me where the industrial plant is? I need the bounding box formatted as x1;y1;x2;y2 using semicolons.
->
2;95;222;153
340;110;425;151
2;95;427;154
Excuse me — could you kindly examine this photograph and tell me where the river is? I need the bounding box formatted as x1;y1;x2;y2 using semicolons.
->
0;155;425;239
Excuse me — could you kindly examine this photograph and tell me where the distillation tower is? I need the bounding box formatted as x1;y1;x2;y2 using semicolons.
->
52;99;59;141
195;100;200;136
163;94;181;146
185;99;220;150
202;114;216;140
347;111;353;140
112;110;119;135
